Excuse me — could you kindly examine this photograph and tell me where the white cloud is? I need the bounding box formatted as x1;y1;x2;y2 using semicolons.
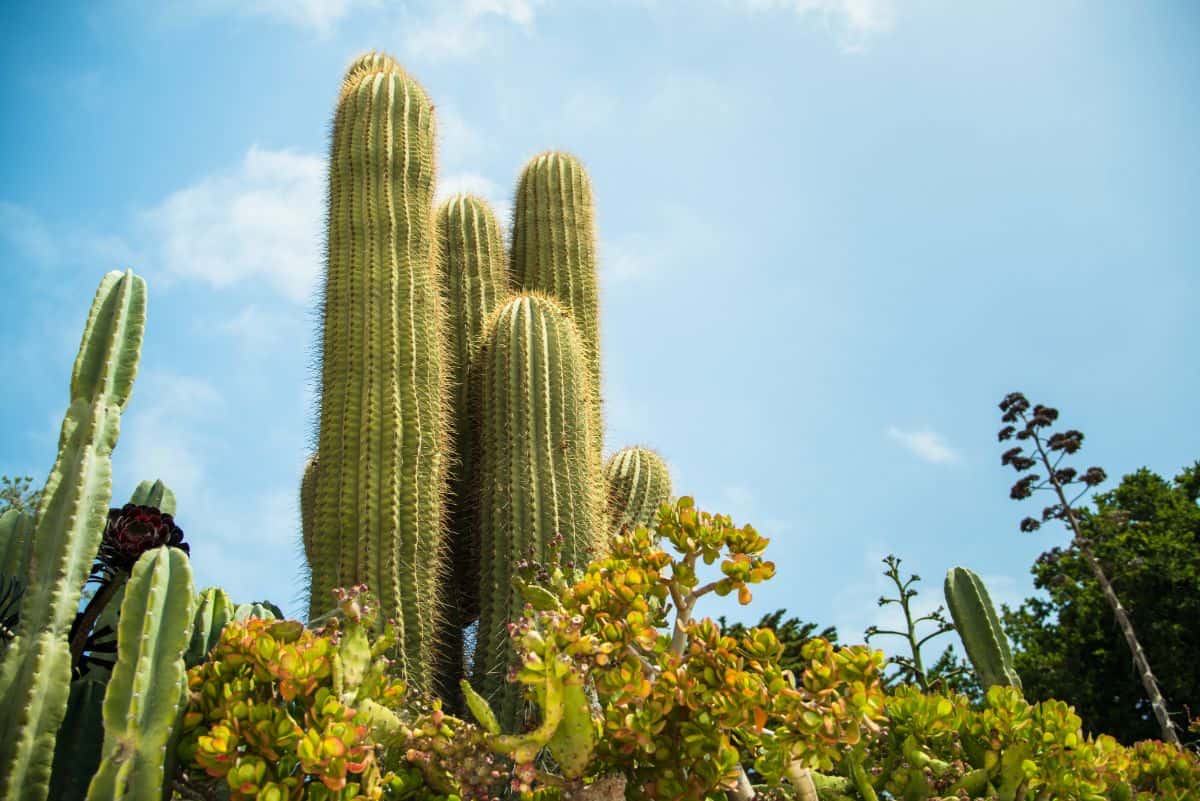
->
220;304;296;353
887;426;959;464
439;105;490;169
601;204;719;284
143;146;325;304
737;0;895;51
402;0;543;61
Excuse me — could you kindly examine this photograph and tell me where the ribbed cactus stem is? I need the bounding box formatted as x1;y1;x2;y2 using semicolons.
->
186;586;235;667
309;51;448;692
438;193;511;626
472;293;603;723
604;446;673;535
944;567;1023;692
0;269;145;801
0;509;35;582
87;546;195;801
510;151;603;458
128;479;175;515
300;455;318;595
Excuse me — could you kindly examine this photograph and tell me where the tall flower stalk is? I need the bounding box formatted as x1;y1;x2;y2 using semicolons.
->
998;391;1179;745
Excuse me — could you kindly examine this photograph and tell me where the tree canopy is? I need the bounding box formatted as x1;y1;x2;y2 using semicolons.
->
1003;462;1200;744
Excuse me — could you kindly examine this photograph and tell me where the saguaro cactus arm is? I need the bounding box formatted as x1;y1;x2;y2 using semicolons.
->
604;446;672;536
0;269;146;801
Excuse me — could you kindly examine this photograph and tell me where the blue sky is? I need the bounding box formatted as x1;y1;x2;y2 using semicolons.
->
2;1;1197;664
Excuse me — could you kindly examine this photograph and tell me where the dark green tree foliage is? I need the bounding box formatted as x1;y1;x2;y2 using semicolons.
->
719;609;837;678
1004;462;1200;744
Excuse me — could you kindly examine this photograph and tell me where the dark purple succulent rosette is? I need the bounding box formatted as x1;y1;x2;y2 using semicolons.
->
97;503;189;574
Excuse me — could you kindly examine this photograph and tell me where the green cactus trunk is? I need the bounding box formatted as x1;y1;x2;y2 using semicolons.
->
0;508;35;585
510;151;603;460
434;194;511;704
308;52;448;692
472;293;603;724
87;546;195;801
0;269;145;801
300;454;317;581
186;586;235;668
944;566;1023;692
603;446;673;535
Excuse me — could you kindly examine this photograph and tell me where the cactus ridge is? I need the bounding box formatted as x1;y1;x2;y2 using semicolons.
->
472;292;604;722
944;566;1023;692
0;509;35;584
603;445;673;535
0;269;145;801
510;151;603;461
187;586;235;668
300;455;318;573
309;51;450;692
87;546;196;801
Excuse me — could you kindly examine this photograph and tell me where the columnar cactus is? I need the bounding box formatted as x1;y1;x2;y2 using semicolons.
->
0;269;146;801
944;566;1023;692
299;454;317;571
308;51;448;692
510;152;603;459
472;293;604;723
603;445;673;535
0;509;35;584
186;586;235;667
87;546;195;800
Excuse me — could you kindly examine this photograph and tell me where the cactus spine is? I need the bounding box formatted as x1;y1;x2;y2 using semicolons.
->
128;479;175;515
87;546;195;801
0;269;146;801
510;152;603;459
604;446;673;535
944;566;1023;692
472;294;604;722
308;51;448;692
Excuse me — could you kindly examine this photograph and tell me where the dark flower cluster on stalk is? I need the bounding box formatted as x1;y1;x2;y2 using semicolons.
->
94;503;189;579
998;392;1106;534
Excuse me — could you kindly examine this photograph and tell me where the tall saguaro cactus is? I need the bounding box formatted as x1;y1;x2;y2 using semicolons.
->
0;269;146;801
435;194;511;702
510;152;603;458
472;293;604;723
604;446;673;536
308;51;448;692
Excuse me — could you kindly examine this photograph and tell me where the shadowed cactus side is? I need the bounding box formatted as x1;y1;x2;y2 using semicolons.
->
307;51;449;693
0;269;146;801
510;151;603;462
186;586;235;668
471;293;604;725
945;566;1023;693
604;445;673;536
436;193;511;703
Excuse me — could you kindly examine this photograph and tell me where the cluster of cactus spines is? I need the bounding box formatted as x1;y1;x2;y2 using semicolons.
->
0;269;146;801
86;546;195;800
472;293;605;716
128;478;175;515
309;51;449;692
510;151;603;460
186;586;235;667
944;566;1023;692
603;445;673;535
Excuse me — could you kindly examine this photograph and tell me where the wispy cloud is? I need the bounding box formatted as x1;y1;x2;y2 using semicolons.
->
601;204;720;284
402;0;543;61
887;426;960;464
735;0;895;51
143;146;325;304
